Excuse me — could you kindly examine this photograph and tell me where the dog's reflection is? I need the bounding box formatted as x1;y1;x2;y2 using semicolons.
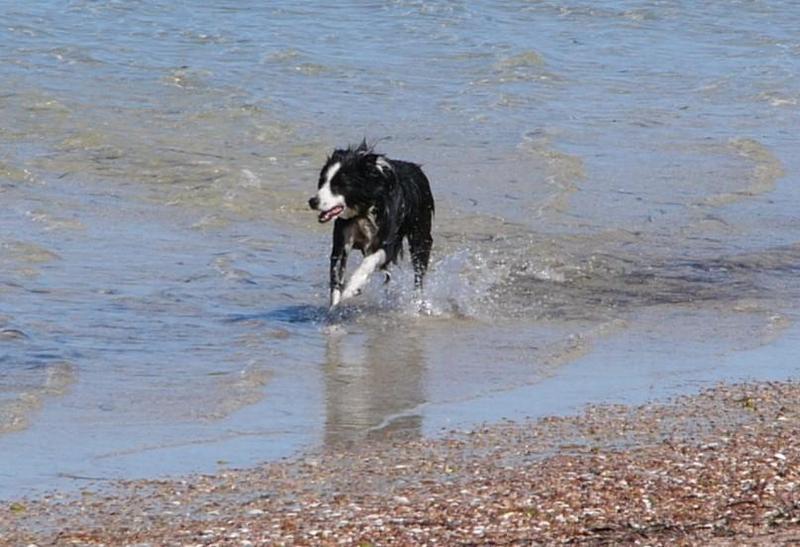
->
322;324;425;447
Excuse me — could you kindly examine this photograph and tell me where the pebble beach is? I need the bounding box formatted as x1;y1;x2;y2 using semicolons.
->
3;380;799;546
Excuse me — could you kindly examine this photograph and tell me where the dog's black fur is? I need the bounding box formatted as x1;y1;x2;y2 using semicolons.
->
308;141;434;307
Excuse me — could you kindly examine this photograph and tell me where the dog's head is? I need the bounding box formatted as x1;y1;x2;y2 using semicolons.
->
308;141;392;223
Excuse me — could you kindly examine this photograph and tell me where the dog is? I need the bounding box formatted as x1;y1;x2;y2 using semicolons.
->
308;141;434;308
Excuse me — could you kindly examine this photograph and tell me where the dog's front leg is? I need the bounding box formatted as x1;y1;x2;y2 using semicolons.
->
330;222;348;308
330;255;347;307
340;249;386;302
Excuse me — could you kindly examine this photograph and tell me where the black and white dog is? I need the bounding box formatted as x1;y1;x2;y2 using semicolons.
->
308;141;434;308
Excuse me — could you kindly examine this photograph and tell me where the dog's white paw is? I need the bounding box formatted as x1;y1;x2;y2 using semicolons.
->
330;288;342;308
340;287;362;301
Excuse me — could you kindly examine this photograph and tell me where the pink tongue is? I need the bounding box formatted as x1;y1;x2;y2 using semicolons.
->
319;206;342;223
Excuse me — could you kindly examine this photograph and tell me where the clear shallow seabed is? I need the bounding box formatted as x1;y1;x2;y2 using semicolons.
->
1;1;800;497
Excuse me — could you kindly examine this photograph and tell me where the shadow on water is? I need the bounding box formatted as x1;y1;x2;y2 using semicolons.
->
225;302;383;326
484;240;800;321
321;323;425;448
225;304;330;325
227;301;427;447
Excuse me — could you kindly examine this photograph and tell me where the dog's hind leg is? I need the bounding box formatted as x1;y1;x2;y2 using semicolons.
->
409;230;433;290
408;231;434;315
340;249;386;302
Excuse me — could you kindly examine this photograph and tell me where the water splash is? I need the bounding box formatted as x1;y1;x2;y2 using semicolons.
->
339;248;515;321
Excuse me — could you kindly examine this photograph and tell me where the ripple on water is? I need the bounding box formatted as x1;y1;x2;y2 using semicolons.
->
0;361;76;435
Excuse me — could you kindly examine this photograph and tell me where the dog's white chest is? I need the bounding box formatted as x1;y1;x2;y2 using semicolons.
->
345;213;379;253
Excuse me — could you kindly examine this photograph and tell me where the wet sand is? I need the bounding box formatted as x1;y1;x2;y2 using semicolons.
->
3;380;799;546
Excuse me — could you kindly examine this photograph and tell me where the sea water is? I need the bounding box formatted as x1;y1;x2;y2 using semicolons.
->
1;1;800;497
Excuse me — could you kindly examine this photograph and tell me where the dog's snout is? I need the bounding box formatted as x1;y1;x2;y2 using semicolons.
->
308;196;320;210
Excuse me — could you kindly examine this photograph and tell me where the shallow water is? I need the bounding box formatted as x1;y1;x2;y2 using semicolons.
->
2;1;800;497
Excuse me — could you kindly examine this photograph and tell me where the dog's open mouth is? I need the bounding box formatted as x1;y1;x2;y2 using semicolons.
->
318;205;344;223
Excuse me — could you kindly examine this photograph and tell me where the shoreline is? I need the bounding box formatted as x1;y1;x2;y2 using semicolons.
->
3;380;799;545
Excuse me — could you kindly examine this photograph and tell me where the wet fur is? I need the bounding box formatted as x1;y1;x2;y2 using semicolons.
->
308;141;434;307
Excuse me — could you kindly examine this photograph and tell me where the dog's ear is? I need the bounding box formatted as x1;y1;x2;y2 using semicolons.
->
369;154;393;176
330;147;348;163
355;139;371;155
